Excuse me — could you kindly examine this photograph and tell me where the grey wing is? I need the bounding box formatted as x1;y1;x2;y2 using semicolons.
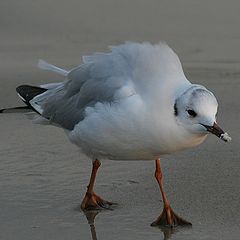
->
32;52;136;130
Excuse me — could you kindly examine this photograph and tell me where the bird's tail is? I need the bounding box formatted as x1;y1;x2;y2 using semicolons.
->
1;59;68;115
0;85;48;114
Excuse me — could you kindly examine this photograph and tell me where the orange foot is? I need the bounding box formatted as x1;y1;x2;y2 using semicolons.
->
151;206;192;228
81;192;114;210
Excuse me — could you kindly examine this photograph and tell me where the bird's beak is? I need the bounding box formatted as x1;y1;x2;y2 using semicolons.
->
201;122;231;142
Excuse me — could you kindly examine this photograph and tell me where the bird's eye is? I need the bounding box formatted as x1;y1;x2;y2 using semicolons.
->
187;109;197;117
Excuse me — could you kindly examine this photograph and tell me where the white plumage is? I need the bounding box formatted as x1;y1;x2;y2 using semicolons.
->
26;42;230;160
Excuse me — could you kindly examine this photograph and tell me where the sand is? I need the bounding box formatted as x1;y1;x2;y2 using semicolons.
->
0;1;240;239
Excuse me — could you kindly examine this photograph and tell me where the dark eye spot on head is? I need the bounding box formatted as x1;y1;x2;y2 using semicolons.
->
174;103;178;116
187;109;197;117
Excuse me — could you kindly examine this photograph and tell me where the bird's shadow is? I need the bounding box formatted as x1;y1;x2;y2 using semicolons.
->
81;209;192;240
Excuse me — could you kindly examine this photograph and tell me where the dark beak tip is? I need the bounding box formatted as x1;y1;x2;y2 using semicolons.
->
202;123;231;142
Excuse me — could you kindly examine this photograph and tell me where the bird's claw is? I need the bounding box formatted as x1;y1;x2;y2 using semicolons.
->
81;192;116;211
151;206;192;228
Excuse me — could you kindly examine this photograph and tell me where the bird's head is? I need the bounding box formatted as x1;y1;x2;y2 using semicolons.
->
174;85;231;142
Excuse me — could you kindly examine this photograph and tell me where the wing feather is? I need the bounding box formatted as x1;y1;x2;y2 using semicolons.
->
31;42;187;130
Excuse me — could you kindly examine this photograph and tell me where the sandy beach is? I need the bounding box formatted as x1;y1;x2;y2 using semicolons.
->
0;1;240;239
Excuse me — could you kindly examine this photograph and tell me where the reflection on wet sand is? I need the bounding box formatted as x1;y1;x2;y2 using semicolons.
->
83;210;192;240
159;226;178;240
158;225;192;240
84;211;99;240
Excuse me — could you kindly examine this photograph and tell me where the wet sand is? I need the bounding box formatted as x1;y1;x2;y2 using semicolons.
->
0;1;240;239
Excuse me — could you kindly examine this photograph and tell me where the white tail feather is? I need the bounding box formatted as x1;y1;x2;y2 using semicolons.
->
38;59;69;76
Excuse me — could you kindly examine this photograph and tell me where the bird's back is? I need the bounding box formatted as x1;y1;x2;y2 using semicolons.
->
26;42;187;128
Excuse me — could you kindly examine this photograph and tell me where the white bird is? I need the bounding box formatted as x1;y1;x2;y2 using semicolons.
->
16;42;231;228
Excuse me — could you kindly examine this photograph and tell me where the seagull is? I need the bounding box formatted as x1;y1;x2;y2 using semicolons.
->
16;42;231;228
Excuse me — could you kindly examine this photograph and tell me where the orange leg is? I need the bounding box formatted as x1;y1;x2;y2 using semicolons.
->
81;159;113;210
151;158;192;227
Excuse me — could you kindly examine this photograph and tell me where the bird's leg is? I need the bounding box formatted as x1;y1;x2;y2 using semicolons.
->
81;159;113;210
151;158;192;227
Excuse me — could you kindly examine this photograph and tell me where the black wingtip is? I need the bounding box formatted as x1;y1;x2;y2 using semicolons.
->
0;106;31;114
16;85;47;104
